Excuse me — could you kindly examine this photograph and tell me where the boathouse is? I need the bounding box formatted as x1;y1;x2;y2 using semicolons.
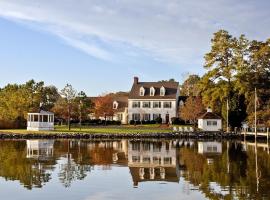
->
27;110;54;131
198;108;222;132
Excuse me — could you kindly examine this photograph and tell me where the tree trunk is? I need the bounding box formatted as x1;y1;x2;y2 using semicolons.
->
68;104;71;131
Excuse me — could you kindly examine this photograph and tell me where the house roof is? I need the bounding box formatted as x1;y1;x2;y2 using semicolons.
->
129;80;179;100
198;112;222;120
113;96;128;112
129;167;179;186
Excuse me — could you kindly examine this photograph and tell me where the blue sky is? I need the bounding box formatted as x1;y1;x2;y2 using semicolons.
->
0;0;269;96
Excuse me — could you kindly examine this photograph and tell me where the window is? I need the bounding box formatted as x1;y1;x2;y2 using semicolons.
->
153;142;162;152
132;101;140;108
150;87;155;96
142;157;151;164
132;113;140;121
117;114;123;120
142;142;151;151
153;157;161;164
132;143;140;151
113;101;118;109
207;121;218;126
153;114;161;120
160;86;166;96
142;101;151;108
142;114;151;121
34;115;39;122
164;157;172;165
43;115;48;122
153;101;161;108
163;102;172;108
140;87;145;96
132;156;140;163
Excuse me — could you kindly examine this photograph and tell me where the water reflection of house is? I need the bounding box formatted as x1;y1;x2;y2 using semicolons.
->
198;141;222;164
128;141;180;186
26;140;54;160
87;140;128;165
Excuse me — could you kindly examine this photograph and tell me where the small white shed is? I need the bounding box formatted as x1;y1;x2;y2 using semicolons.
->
198;109;222;132
27;110;54;131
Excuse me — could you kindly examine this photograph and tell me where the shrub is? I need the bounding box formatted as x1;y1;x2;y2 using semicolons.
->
171;117;186;125
155;117;162;124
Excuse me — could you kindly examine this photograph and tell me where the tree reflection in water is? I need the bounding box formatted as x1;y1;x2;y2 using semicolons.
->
0;139;269;199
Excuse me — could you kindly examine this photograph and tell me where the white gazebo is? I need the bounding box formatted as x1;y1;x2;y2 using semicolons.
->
27;110;54;131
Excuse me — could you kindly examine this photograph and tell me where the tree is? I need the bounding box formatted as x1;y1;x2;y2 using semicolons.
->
180;74;201;96
199;30;250;128
179;96;204;125
93;95;114;123
0;80;59;129
60;84;77;130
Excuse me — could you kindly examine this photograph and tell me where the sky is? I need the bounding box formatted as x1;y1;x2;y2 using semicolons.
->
0;0;269;96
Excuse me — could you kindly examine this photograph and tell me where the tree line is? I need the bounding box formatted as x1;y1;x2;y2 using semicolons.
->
180;30;270;128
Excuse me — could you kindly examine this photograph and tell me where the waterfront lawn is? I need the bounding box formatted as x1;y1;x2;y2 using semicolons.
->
0;124;172;134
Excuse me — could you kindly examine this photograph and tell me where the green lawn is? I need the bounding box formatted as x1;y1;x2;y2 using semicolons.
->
0;125;173;134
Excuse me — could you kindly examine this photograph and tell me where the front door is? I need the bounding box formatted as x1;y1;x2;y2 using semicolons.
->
165;114;169;124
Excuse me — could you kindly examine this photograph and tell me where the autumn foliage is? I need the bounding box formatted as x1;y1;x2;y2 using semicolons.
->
180;96;204;124
93;95;114;118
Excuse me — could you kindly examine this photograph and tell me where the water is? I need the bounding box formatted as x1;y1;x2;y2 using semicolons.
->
0;139;269;200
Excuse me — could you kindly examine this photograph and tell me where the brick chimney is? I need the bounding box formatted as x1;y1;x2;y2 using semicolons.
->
134;77;139;84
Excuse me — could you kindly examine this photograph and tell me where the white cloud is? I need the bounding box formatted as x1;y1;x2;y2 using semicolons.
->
0;0;269;67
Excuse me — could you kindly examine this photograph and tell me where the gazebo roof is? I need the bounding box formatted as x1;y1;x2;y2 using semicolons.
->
28;110;54;115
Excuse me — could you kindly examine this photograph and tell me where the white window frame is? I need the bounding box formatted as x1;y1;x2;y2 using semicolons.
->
142;101;151;108
153;101;161;108
150;87;155;96
163;101;172;108
160;86;166;96
132;101;141;108
140;87;145;96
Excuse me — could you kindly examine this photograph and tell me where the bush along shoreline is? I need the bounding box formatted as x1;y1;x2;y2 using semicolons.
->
0;131;242;139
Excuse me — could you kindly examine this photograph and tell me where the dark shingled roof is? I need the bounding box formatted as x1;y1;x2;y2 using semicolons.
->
129;81;179;100
113;96;128;112
198;112;222;119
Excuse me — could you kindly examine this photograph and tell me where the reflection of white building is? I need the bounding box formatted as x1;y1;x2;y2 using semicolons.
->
27;110;54;131
128;141;180;186
198;142;222;154
26;140;54;159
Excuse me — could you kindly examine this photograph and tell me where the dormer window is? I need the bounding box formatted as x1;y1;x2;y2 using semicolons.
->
150;87;155;96
160;86;166;96
140;87;145;96
113;101;118;109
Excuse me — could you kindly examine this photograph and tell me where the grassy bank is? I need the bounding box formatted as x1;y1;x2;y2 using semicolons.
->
0;124;173;134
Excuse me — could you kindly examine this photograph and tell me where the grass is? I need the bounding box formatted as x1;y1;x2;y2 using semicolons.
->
0;124;173;134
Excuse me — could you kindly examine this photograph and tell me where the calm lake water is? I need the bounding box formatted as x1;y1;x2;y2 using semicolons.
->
0;139;269;200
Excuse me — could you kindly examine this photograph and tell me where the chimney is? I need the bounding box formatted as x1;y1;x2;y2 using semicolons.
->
134;77;139;84
207;107;212;113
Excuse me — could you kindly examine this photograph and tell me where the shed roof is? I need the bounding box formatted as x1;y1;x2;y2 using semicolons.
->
198;112;222;119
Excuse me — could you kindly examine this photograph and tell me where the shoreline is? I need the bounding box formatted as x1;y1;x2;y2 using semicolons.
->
0;131;244;140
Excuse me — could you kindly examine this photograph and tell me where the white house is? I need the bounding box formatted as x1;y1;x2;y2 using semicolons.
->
27;110;54;131
198;108;222;131
128;77;180;124
112;96;128;124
